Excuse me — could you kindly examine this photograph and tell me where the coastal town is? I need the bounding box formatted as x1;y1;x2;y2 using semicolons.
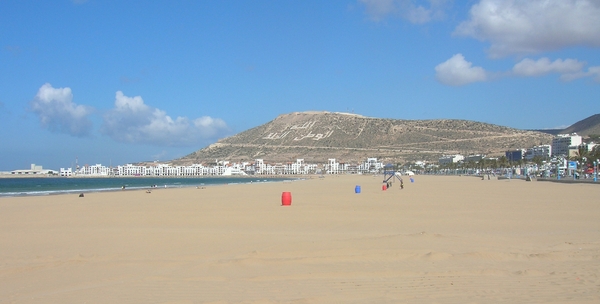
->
3;133;598;179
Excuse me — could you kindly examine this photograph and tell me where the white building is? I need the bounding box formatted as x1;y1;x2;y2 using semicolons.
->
285;159;315;174
327;158;340;174
465;154;484;163
364;157;383;172
50;156;391;177
222;166;247;175
254;159;266;175
439;155;464;165
568;142;598;158
12;164;56;175
525;145;552;160
552;134;582;157
60;167;73;176
78;164;112;176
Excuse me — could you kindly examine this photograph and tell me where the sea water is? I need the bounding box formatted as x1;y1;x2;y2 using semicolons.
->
0;177;295;197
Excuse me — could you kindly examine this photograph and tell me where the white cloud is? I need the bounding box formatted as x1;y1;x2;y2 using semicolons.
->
561;66;600;83
359;0;449;23
435;54;487;86
101;91;230;147
511;57;600;83
435;55;599;84
513;58;585;77
30;83;94;137
587;66;600;83
454;0;600;57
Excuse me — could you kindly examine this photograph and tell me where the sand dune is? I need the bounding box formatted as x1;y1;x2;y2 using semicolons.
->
1;175;599;303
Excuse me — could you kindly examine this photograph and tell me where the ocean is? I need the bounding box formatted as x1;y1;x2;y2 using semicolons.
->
0;176;296;197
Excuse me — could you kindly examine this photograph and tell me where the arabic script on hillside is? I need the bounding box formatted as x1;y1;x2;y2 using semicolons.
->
262;121;334;141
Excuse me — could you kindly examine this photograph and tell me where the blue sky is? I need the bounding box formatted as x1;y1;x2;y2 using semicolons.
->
1;0;599;171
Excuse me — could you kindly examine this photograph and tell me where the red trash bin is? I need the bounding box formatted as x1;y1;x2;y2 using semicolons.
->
281;192;292;206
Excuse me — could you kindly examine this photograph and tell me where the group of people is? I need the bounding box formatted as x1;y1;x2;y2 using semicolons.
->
384;178;404;189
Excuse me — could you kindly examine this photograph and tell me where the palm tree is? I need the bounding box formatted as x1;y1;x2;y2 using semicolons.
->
569;144;600;177
570;144;589;163
498;156;508;169
588;145;600;163
587;145;600;175
478;158;486;171
531;155;544;167
487;158;497;172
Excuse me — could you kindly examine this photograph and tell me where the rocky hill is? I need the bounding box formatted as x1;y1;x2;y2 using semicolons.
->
172;111;555;165
560;114;600;137
533;114;600;137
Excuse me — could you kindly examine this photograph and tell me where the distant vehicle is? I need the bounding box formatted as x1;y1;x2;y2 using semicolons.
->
586;168;594;174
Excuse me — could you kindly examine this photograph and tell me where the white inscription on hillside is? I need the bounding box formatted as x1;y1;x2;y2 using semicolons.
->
263;131;291;140
262;121;334;141
293;130;333;141
290;121;316;129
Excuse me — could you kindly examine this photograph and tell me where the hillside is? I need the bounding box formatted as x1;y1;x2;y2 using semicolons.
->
560;114;600;137
534;114;600;137
172;111;554;165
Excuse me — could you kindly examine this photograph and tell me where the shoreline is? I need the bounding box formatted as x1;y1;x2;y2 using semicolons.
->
0;176;302;198
0;173;314;179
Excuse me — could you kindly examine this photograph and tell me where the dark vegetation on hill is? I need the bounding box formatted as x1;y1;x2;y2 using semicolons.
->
172;111;558;165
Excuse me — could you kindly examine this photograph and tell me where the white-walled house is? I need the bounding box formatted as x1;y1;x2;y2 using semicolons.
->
438;155;464;165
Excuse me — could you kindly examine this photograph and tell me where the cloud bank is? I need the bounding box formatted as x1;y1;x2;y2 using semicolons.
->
512;57;600;83
454;0;600;58
512;58;586;77
435;0;600;86
29;84;230;146
100;91;230;147
30;83;94;137
435;54;600;86
561;66;600;83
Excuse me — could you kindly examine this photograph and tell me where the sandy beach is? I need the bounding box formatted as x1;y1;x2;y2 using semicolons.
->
1;175;599;303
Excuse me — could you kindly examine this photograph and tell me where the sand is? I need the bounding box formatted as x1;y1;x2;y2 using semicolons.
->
1;175;599;303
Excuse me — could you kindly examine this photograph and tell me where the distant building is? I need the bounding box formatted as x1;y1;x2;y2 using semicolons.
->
11;164;55;175
327;158;340;174
79;164;112;176
254;159;266;175
465;154;484;163
438;155;464;165
552;133;582;157
364;158;383;172
524;145;552;160
60;167;73;176
505;149;525;162
567;142;598;158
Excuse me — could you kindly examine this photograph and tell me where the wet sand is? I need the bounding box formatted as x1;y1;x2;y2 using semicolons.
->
1;175;599;303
